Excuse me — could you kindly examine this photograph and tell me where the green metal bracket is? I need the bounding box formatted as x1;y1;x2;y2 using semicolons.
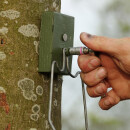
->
38;12;74;74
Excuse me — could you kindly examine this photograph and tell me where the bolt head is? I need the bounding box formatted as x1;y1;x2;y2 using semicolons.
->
62;34;68;42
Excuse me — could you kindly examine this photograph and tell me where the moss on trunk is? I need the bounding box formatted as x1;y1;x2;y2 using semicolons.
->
0;0;61;129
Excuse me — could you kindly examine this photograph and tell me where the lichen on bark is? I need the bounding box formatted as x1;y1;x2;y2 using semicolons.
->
0;0;61;129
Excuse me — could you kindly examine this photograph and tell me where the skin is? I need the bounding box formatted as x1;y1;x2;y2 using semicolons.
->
78;32;130;110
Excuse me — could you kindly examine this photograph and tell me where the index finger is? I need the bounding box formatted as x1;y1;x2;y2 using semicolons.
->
78;55;101;73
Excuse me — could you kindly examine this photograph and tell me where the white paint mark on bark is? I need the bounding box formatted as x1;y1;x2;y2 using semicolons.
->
0;10;20;20
34;41;39;54
0;27;8;35
3;0;8;4
31;94;37;102
18;24;39;38
32;104;40;114
23;91;34;100
18;78;35;100
18;78;34;91
36;85;43;96
30;113;39;121
0;86;6;93
0;52;6;60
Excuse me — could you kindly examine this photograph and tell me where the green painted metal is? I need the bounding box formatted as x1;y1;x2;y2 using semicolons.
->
39;12;74;74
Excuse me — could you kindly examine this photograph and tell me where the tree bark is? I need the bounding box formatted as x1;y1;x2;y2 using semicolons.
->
0;0;61;130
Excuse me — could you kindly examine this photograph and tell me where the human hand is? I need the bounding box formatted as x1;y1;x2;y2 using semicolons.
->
78;32;130;110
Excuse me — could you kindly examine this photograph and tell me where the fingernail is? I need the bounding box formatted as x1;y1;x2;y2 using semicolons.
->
82;32;92;39
104;100;111;106
88;59;100;69
95;86;104;94
86;33;92;38
96;68;106;79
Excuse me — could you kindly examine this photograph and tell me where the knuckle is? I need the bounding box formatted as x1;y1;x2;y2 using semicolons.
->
87;87;95;97
79;55;101;73
83;75;93;86
81;67;107;86
114;97;120;105
78;55;87;70
96;67;107;80
78;56;82;67
86;87;92;96
99;101;111;110
82;74;100;86
81;73;89;85
99;83;107;91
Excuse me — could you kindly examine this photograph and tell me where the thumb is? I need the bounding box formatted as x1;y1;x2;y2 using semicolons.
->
80;32;119;55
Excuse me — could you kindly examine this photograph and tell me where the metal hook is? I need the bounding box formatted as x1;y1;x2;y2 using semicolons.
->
66;56;80;78
48;48;66;130
81;80;89;130
48;47;90;130
66;55;88;130
48;61;56;130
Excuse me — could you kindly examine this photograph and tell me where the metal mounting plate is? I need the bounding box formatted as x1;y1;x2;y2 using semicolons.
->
38;12;74;74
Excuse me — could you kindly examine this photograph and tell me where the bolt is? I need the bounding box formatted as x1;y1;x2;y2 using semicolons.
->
62;34;68;42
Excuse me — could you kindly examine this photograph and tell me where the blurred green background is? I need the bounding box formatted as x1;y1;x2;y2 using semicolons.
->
61;0;130;130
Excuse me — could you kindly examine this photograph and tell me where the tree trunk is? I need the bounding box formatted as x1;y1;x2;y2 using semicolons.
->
0;0;61;130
